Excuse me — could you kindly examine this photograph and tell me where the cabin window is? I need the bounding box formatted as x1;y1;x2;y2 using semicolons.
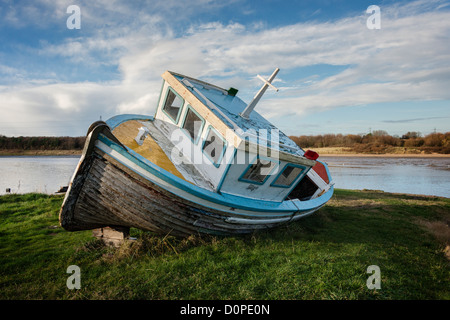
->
287;175;318;201
182;106;204;144
162;87;184;124
239;157;277;185
202;126;227;167
271;164;306;188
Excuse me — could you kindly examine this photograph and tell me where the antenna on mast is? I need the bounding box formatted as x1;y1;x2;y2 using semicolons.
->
239;68;279;119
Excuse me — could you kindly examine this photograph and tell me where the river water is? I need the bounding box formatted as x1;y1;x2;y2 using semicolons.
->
0;156;80;195
0;155;449;198
321;156;450;198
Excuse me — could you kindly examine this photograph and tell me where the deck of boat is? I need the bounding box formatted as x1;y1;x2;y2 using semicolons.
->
111;118;215;191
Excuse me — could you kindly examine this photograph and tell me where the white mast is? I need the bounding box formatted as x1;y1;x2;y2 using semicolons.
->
239;68;279;119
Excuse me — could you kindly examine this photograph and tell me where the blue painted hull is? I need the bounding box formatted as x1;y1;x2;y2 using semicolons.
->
60;121;334;237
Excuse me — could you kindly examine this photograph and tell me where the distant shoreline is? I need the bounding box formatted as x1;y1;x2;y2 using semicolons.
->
319;153;450;158
1;149;449;158
0;150;82;156
312;147;450;158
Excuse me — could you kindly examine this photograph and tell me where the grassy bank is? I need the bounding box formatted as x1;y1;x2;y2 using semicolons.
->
0;190;449;300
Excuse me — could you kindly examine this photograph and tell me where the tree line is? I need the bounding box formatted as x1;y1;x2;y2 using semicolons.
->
1;130;449;154
0;136;86;151
289;131;450;154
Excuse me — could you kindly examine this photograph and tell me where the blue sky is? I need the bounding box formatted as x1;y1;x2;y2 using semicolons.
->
1;0;449;137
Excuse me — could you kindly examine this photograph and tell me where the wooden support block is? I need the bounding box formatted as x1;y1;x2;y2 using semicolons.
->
93;226;132;247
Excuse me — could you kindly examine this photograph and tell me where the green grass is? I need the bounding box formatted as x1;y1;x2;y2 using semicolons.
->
0;190;449;300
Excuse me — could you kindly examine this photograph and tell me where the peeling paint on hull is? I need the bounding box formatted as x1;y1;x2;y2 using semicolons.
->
59;122;333;237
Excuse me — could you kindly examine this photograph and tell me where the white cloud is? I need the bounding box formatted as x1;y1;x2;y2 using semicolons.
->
0;81;155;136
1;0;449;136
256;6;450;118
115;2;450;120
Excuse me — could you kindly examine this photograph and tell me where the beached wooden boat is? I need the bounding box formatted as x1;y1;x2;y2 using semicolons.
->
60;69;334;237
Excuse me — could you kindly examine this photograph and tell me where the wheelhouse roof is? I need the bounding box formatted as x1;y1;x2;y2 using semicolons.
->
163;71;306;159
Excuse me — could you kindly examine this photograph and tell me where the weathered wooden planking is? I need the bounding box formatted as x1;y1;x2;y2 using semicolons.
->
59;121;127;231
60;121;311;237
62;147;290;237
